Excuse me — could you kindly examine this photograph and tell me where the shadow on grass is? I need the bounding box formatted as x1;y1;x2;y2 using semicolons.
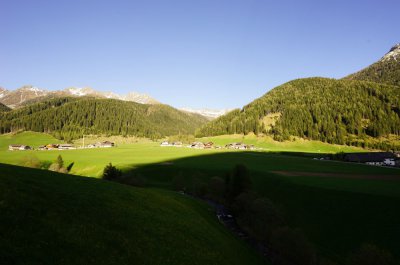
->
120;150;400;263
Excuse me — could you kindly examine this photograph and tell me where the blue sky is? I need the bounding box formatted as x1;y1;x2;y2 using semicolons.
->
1;0;399;109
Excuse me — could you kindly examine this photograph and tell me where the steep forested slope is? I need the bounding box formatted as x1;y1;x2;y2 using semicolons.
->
0;102;11;112
197;78;400;149
0;97;208;140
345;44;400;86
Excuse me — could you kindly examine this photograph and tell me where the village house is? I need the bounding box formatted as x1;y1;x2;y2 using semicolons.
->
204;142;214;149
172;142;183;147
46;144;59;150
8;145;32;151
58;144;75;150
190;142;205;149
160;141;170;146
344;152;397;166
95;141;115;148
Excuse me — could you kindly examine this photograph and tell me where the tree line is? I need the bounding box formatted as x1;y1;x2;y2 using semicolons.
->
0;97;208;141
196;78;400;150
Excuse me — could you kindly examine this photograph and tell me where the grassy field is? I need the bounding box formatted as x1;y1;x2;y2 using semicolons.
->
0;163;265;265
0;132;365;177
1;132;399;263
199;134;366;153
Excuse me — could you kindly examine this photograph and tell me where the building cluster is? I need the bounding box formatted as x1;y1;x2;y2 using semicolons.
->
343;152;399;167
225;143;255;150
86;141;115;148
160;141;256;150
8;141;115;151
8;145;32;151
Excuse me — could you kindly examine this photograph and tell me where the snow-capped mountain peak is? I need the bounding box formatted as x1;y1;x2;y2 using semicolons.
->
381;43;400;62
64;87;97;96
180;107;233;119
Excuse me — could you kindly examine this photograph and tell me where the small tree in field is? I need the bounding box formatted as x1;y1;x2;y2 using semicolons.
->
102;163;122;181
225;164;252;202
347;243;396;265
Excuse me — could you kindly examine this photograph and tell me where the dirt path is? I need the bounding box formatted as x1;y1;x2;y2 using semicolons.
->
271;171;400;181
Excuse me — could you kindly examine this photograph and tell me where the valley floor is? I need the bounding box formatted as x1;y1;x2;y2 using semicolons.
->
0;132;399;264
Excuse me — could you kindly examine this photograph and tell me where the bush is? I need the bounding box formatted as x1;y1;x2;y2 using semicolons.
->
172;171;186;191
207;176;225;202
48;155;71;173
270;227;316;265
347;243;396;265
102;163;122;181
20;155;41;169
232;193;285;242
225;164;252;202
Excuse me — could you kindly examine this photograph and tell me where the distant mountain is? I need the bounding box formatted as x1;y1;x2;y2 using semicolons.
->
179;108;233;119
0;86;159;108
0;86;48;108
197;44;400;150
344;43;400;86
0;97;208;140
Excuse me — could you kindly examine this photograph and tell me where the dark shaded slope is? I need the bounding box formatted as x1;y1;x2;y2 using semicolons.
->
0;163;265;265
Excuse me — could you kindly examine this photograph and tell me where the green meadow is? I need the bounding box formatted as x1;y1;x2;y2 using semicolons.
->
1;131;399;264
0;132;365;177
0;163;264;265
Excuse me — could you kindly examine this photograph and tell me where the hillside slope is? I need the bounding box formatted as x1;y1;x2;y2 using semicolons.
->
345;44;400;86
0;102;10;112
0;97;208;140
197;78;400;149
0;163;264;265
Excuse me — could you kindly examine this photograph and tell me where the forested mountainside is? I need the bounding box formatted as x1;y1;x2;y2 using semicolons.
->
196;78;400;150
0;97;208;141
0;102;11;112
344;44;400;86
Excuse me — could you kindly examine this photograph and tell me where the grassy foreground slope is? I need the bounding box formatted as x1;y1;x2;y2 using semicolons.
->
0;163;265;265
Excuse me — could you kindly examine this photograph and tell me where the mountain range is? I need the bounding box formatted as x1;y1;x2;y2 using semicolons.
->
0;86;159;109
1;44;399;147
196;44;400;150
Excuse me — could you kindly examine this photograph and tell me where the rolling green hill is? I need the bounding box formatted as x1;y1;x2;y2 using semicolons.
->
196;78;400;150
0;97;208;140
0;163;265;265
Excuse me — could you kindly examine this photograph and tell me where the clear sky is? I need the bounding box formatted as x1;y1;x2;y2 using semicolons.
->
1;0;399;109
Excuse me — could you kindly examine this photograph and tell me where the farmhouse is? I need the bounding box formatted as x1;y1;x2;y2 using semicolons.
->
204;142;214;149
8;145;32;151
160;141;171;146
86;141;115;148
58;144;75;150
172;142;183;147
99;141;115;148
344;152;397;166
190;142;205;149
46;144;59;150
